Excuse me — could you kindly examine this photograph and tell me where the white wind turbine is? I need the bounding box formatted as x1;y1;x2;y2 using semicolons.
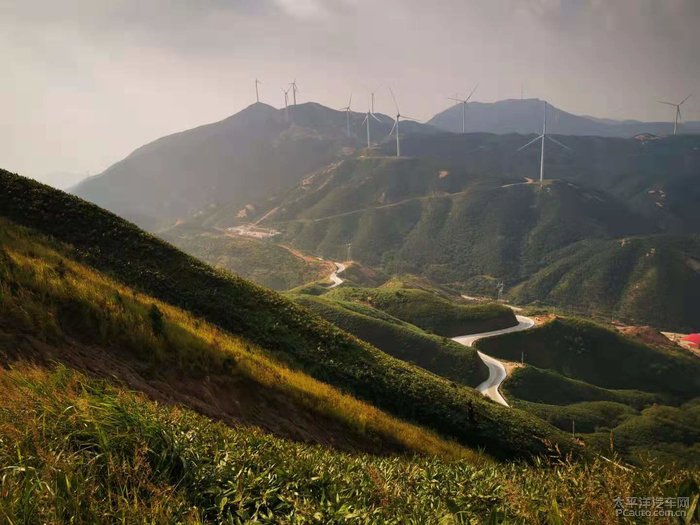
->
388;88;418;157
448;83;478;133
517;101;570;185
362;98;382;148
255;78;261;103
658;94;692;135
340;94;353;136
290;79;299;105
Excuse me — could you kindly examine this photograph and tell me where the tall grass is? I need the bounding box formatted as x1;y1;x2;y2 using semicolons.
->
0;221;475;461
0;365;697;524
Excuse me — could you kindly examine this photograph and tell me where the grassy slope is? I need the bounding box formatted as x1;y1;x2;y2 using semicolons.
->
160;224;328;290
510;236;700;330
4;366;698;524
503;366;664;408
289;294;488;387
476;317;700;399
325;286;516;337
0;220;470;459
0;169;578;460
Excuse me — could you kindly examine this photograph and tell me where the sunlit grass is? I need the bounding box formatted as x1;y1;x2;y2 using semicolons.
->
0;365;696;524
0;221;477;462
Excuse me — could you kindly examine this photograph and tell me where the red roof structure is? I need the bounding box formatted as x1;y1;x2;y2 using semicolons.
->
681;334;700;348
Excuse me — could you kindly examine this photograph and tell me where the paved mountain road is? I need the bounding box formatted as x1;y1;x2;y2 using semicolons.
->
452;315;535;407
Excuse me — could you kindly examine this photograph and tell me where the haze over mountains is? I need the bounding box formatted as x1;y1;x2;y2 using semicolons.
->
430;98;700;137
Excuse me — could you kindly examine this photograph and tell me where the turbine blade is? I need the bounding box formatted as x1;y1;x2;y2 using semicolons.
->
389;88;399;113
448;97;463;103
547;135;572;150
388;120;398;137
362;114;368;124
680;94;692;105
466;83;479;101
401;116;420;122
658;101;676;106
677;107;682;123
348;93;353;107
517;135;543;151
370;112;382;122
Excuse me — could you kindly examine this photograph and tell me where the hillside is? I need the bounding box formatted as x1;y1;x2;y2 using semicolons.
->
325;285;516;337
71;102;434;230
0;168;580;460
510;236;700;330
288;293;489;387
476;317;700;399
429;98;700;137
5;366;697;523
159;224;329;290
237;149;700;329
0;218;472;456
475;317;700;466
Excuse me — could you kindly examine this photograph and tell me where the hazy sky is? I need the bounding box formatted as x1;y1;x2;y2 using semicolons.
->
2;0;699;183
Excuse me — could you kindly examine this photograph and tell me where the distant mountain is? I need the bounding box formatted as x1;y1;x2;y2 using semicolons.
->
429;98;700;137
236;137;700;329
72;102;433;230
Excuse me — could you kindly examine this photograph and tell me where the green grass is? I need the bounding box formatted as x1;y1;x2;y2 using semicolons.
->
289;294;488;387
515;400;638;435
0;219;475;460
1;365;698;524
503;366;664;408
476;317;700;399
325;286;516;337
0;169;579;460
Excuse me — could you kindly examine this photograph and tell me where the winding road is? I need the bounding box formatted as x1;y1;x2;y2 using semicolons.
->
328;262;347;288
452;315;535;407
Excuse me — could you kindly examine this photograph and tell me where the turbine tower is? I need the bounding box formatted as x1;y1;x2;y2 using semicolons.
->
362;99;382;148
255;78;261;103
448;83;478;133
290;80;299;105
658;94;692;135
517;101;571;185
282;87;291;120
340;94;353;136
388;88;418;157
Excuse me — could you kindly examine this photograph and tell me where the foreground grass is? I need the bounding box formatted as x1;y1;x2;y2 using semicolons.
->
1;365;698;524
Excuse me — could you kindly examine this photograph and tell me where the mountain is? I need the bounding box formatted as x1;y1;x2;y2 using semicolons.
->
429;98;700;137
71;102;434;230
233;140;700;329
1;168;579;461
4;169;700;520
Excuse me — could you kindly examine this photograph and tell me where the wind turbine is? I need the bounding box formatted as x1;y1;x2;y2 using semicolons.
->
290;79;299;105
282;87;291;120
388;88;418;157
340;94;353;136
658;94;692;135
362;99;382;148
517;101;571;185
448;83;478;133
255;78;261;103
